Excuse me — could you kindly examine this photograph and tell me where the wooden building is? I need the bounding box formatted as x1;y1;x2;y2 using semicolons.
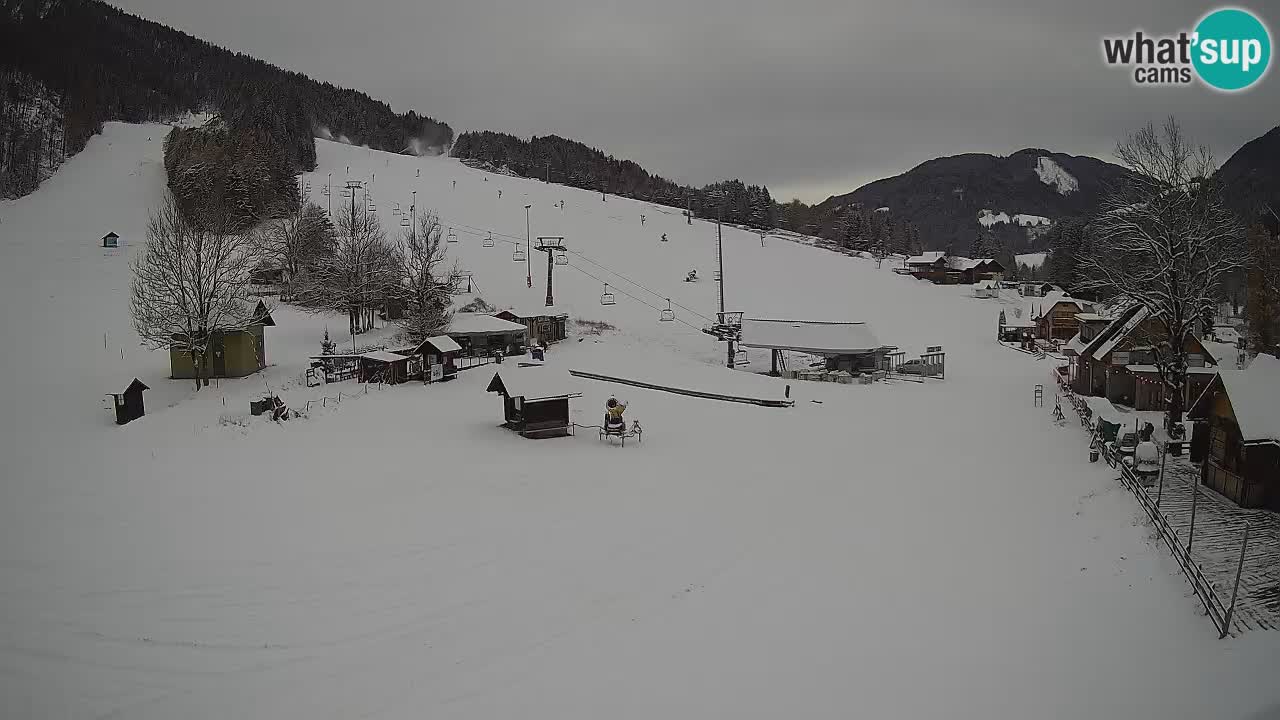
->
740;318;891;375
1031;293;1094;342
447;313;528;356
106;378;148;425
494;307;569;346
407;335;462;382
102;231;119;248
1188;353;1280;510
170;300;276;380
486;366;581;438
358;350;419;384
905;252;951;283
1071;304;1215;410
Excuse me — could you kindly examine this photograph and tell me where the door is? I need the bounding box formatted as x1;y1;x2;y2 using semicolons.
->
212;335;226;377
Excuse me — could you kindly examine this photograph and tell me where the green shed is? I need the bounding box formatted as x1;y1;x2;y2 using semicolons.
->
170;300;276;379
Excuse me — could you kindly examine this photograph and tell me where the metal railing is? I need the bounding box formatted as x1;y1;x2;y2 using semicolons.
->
1059;374;1245;638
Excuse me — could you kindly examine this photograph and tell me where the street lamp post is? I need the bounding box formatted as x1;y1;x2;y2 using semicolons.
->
524;204;532;288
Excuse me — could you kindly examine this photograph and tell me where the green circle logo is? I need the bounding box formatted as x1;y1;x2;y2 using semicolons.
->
1192;8;1271;91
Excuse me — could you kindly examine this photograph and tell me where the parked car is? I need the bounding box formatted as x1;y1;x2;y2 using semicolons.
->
899;359;929;375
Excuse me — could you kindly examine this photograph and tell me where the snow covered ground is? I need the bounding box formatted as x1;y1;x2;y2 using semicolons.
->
3;122;1280;719
1035;156;1079;195
1016;251;1047;268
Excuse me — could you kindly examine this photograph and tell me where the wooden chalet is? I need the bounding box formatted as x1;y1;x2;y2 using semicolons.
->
905;252;950;283
170;300;275;380
1189;353;1280;511
447;313;528;356
102;231;119;248
494;307;569;346
1031;292;1095;342
486;366;581;438
1071;304;1215;411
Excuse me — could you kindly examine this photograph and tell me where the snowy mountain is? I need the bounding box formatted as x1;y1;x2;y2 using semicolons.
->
818;149;1133;252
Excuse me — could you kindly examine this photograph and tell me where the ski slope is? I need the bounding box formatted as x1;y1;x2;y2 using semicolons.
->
2;122;1280;719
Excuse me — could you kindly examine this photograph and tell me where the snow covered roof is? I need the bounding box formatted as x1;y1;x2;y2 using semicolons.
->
496;306;569;320
361;350;407;363
740;318;883;355
906;251;947;266
486;367;581;402
1192;354;1280;444
235;299;276;326
1064;332;1087;356
447;313;528;335
1094;306;1152;359
1074;313;1109;323
413;335;462;354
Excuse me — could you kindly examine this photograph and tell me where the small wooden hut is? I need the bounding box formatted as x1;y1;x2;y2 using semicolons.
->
494;307;569;345
106;378;148;425
102;232;119;248
486;366;581;438
407;335;462;382
358;350;417;384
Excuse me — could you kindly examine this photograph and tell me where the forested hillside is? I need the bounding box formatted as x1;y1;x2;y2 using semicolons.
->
0;0;451;200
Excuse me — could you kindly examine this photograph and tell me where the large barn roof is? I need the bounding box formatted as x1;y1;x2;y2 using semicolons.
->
448;313;528;335
740;318;882;355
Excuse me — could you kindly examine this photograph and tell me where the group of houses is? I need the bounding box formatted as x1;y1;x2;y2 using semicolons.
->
166;303;571;384
1061;303;1218;413
902;252;1006;285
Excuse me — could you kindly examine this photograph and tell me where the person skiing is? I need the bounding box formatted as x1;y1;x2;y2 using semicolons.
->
662;233;668;242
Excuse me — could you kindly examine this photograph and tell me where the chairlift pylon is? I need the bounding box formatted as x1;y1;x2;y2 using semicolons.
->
482;232;495;248
600;284;616;306
659;298;675;322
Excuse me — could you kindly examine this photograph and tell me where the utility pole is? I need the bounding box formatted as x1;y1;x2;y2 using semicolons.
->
524;204;533;288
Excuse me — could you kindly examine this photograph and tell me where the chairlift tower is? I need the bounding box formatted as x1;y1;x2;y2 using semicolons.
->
534;236;566;307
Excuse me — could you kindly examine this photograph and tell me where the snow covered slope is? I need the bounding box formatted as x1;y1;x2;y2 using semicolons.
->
2;123;1279;720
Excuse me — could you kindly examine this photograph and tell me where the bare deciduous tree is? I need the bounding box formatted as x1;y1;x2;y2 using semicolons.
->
394;210;460;340
258;201;334;300
296;210;400;348
1082;117;1248;428
130;193;267;390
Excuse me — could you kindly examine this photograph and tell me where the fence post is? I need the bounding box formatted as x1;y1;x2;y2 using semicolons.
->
1188;477;1200;551
1222;521;1251;638
1156;449;1167;508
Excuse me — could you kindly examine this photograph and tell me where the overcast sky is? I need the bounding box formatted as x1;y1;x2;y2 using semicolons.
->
115;0;1277;203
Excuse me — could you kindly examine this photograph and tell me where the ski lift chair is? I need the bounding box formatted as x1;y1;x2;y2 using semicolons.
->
447;229;458;244
659;299;675;322
734;348;749;364
600;284;616;306
513;248;527;262
555;251;568;265
400;217;410;227
367;202;377;212
482;232;495;248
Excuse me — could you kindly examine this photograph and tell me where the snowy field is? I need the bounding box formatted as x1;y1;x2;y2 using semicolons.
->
3;122;1280;719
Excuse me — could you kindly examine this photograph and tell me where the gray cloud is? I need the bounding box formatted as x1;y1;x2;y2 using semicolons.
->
114;0;1279;202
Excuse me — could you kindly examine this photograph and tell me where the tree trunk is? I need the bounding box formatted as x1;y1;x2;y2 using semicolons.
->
190;349;202;391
